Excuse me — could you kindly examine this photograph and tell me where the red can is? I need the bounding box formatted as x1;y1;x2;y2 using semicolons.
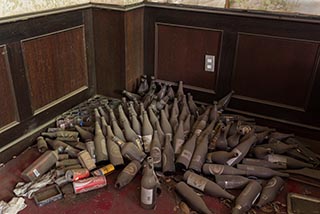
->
73;176;107;194
65;168;90;182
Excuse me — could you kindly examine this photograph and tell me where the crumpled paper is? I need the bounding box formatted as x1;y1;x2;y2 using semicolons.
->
0;197;26;214
13;170;55;199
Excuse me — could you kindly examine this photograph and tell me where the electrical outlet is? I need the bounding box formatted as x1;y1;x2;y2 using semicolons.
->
205;55;215;72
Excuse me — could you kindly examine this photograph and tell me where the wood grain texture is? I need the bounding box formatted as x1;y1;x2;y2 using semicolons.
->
155;23;221;92
22;26;88;111
93;8;125;98
232;34;319;109
0;46;17;129
125;8;144;92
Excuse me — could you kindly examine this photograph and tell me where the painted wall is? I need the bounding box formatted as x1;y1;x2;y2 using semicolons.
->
148;0;320;16
0;0;143;19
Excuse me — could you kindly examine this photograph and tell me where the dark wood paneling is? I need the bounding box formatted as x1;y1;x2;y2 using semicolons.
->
0;46;18;129
155;24;221;92
93;9;125;98
22;26;88;111
144;6;320;138
232;34;319;109
125;8;144;92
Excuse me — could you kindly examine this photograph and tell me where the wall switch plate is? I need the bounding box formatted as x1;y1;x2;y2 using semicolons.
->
205;55;215;72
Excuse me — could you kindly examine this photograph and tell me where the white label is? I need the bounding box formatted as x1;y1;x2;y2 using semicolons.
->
33;169;40;177
267;155;287;164
174;139;184;154
142;135;152;153
180;150;192;161
187;173;207;191
141;187;153;205
150;147;161;164
226;149;242;166
208;164;224;175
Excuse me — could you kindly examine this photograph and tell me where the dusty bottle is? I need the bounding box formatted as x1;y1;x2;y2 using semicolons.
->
156;83;167;99
112;136;146;162
122;90;141;101
150;130;162;170
21;150;59;182
227;134;258;166
94;121;108;163
130;112;141;137
155;121;165;146
206;151;238;165
137;76;148;96
217;91;234;110
164;103;170;119
242;158;286;169
179;101;189;122
253;146;273;159
98;106;109;124
122;119;143;151
187;93;198;115
264;138;298;154
227;127;242;148
64;145;81;158
237;164;289;178
269;131;294;140
111;117;126;142
282;168;320;180
37;136;48;153
156;95;169;111
115;160;141;189
75;125;94;142
209;101;219;123
94;108;102;127
232;180;262;214
240;127;255;142
141;157;161;209
169;110;179;133
85;140;95;161
184;171;235;200
175;182;213;214
147;107;158;129
192;109;210;136
171;98;180;119
166;85;175;100
202;164;246;176
160;109;173;140
256;176;284;208
189;133;209;173
215;125;228;150
45;138;68;152
176;133;197;169
106;125;124;167
176;81;184;102
173;120;185;155
215;175;250;189
142;111;153;153
101;116;108;136
41;131;79;142
255;130;270;144
118;104;130;128
162;135;175;176
183;114;191;137
264;154;313;169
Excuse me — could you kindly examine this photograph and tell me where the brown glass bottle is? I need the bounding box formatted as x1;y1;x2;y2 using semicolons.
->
115;160;141;189
162;135;175;176
183;171;235;200
256;176;284;208
112;136;146;163
176;133;197;170
140;157;161;209
232;180;262;214
215;175;250;189
175;182;212;214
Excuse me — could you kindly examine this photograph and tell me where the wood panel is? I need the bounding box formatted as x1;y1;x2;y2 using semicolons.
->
232;34;319;109
125;8;144;92
93;9;125;98
22;26;88;112
0;45;18;129
155;23;221;92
